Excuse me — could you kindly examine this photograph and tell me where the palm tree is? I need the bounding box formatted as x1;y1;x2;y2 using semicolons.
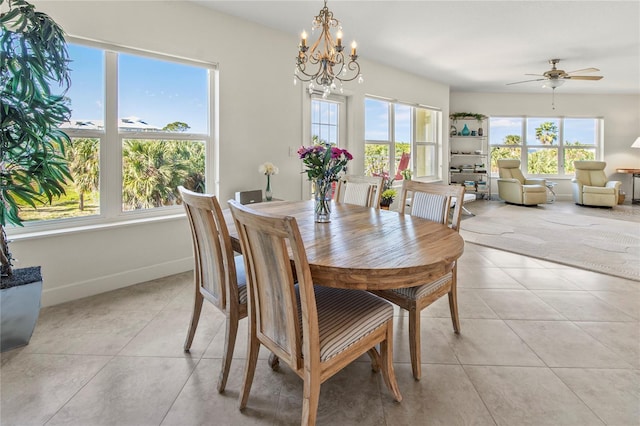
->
122;140;190;210
67;138;99;210
535;122;558;145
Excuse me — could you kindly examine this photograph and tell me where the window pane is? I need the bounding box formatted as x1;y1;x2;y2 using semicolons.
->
527;118;560;145
491;147;521;174
416;144;434;177
394;104;411;144
416;108;436;142
564;118;597;146
528;147;558;174
565;148;596;173
19;138;101;222
365;98;389;141
364;144;390;176
311;99;338;145
63;44;105;130
489;117;522;145
119;54;208;133
122;139;205;211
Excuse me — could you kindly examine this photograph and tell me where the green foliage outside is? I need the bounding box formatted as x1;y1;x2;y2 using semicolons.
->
364;142;409;176
18;138;205;220
491;122;595;175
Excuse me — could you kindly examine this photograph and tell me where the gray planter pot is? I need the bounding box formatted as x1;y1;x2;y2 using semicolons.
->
1;266;43;352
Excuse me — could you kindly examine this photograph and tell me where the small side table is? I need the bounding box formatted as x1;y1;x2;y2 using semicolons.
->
616;168;640;204
545;181;557;203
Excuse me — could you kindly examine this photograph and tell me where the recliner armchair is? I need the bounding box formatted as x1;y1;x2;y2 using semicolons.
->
572;161;621;207
497;159;547;205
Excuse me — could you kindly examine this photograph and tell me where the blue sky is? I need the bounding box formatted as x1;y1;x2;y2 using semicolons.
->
365;98;411;142
66;43;208;133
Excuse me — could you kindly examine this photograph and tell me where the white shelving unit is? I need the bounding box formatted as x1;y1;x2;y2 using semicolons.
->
448;115;490;199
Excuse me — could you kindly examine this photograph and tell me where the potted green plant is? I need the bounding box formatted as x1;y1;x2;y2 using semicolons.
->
378;175;397;210
1;0;72;351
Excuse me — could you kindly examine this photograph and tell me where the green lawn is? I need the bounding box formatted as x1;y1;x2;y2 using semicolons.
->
18;185;99;222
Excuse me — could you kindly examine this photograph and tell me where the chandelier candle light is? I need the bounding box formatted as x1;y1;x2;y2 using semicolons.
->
259;162;279;201
298;142;352;222
294;0;363;97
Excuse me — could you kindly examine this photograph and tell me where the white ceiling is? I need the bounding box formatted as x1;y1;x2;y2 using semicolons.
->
195;0;640;95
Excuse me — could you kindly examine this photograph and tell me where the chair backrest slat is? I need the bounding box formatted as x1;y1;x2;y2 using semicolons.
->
336;175;384;208
179;186;239;311
230;201;317;371
399;181;465;232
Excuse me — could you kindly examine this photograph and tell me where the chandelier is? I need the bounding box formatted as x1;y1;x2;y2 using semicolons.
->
294;0;362;97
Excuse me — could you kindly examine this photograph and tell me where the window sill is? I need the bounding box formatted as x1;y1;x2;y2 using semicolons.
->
7;213;187;242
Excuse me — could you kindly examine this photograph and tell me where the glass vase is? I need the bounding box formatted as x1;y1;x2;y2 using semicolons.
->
265;175;272;201
314;179;332;223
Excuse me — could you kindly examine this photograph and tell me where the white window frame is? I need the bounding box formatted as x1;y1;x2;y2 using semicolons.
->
364;96;441;180
9;37;218;235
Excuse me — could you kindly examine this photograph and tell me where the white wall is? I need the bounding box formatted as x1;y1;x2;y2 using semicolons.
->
450;92;640;200
11;1;449;306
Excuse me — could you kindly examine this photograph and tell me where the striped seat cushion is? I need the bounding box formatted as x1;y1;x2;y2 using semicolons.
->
387;272;453;301
297;286;393;362
343;182;372;207
411;192;447;223
234;255;248;304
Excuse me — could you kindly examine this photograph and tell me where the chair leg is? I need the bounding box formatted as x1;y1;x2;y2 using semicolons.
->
217;313;239;393
379;322;402;402
449;268;461;334
408;307;422;380
302;370;321;426
367;347;381;372
184;291;203;352
239;327;260;410
448;288;460;334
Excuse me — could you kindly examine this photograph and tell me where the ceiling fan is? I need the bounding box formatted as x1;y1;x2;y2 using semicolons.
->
507;59;603;88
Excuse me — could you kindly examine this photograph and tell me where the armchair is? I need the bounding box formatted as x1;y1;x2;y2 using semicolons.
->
497;159;547;205
572;161;621;207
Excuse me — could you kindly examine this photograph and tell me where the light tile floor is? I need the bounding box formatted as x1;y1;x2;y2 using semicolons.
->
2;244;639;425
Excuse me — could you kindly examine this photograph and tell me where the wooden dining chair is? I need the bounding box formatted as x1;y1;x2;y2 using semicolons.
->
229;200;402;426
335;175;384;208
370;181;465;380
178;186;248;393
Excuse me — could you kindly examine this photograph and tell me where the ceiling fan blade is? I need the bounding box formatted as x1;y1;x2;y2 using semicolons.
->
506;78;546;86
566;67;600;75
565;75;603;80
524;73;545;77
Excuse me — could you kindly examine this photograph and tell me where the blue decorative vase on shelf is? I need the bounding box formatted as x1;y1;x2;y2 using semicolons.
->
461;124;470;136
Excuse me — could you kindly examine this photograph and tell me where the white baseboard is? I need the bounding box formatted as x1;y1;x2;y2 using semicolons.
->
41;258;193;307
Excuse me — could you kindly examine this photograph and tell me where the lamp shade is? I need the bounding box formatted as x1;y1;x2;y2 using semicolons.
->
632;137;640;148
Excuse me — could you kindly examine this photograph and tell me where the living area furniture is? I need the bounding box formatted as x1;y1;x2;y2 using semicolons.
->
178;187;247;393
370;181;465;380
616;168;640;204
224;200;464;291
545;181;558;203
229;200;402;425
448;114;490;199
572;161;621;207
496;159;547;205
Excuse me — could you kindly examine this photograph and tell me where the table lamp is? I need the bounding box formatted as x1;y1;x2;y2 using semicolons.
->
632;137;640;148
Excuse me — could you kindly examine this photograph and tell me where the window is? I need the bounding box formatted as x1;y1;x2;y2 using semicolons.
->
18;40;215;227
490;116;599;176
364;97;440;180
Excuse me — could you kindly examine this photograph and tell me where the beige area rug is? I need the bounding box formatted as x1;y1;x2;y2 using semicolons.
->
460;204;640;281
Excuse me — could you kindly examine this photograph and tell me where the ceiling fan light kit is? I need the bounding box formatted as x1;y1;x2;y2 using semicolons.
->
507;59;604;109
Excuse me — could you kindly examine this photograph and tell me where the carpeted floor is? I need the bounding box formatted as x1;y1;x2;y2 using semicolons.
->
461;201;640;281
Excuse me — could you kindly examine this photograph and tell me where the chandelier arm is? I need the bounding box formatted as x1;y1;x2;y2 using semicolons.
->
293;0;361;92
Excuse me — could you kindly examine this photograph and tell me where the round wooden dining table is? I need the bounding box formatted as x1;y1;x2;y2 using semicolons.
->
224;200;465;291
